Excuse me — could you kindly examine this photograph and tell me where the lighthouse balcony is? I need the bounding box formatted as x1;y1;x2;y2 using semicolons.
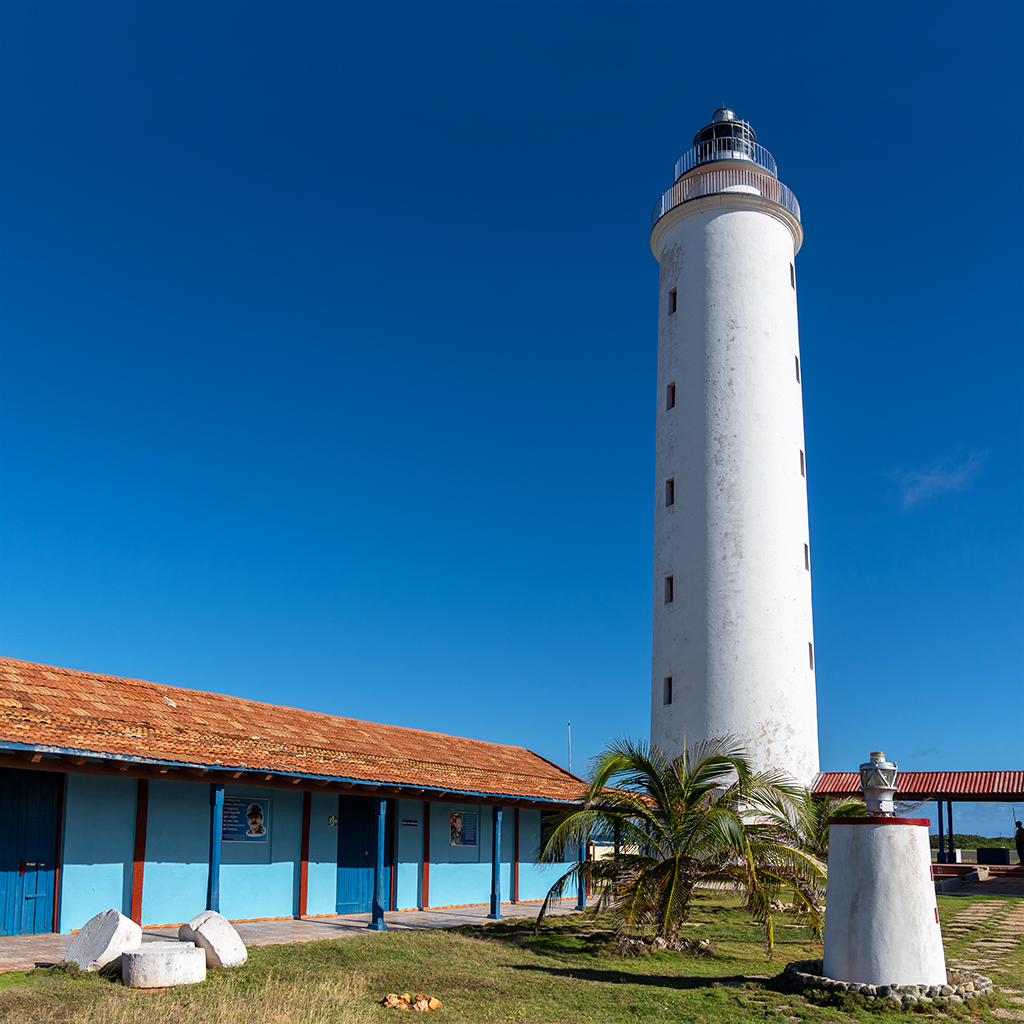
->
674;138;778;181
652;166;801;227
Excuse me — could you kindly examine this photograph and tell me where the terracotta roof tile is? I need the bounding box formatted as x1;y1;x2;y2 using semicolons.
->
0;657;585;804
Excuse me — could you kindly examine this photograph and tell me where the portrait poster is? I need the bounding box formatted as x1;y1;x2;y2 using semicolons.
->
449;810;477;846
222;796;270;842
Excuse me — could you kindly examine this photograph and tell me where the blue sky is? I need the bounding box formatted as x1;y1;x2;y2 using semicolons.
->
1;1;1021;838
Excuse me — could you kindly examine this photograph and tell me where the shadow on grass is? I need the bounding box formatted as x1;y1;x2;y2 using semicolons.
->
510;963;788;993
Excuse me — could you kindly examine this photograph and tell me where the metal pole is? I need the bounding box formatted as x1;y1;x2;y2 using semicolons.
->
936;799;945;864
488;807;503;919
368;797;388;930
568;721;571;774
947;800;954;862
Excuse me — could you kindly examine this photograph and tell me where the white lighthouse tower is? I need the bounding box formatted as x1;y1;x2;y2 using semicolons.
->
649;109;819;786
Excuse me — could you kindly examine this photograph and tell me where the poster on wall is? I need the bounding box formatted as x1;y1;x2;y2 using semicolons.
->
449;811;477;846
222;796;270;842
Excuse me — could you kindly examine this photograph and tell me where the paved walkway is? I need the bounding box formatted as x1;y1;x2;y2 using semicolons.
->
945;898;1024;976
0;899;585;973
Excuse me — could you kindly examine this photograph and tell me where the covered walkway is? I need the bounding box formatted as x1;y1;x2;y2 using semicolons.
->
813;770;1024;864
0;897;588;973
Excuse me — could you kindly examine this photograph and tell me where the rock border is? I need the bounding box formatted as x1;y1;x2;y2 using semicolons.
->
782;959;994;1006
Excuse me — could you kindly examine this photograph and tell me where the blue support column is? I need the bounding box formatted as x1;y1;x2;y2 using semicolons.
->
208;783;224;912
947;801;955;861
936;799;946;864
488;806;503;919
575;839;586;910
368;797;388;931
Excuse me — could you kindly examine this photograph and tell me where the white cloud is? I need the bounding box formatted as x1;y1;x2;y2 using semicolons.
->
896;451;984;510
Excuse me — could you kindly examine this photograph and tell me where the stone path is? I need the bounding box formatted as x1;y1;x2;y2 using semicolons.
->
945;899;1024;976
0;899;586;973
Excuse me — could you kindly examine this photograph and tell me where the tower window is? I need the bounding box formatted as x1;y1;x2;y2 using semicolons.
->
790;264;795;289
795;356;801;383
804;543;810;570
664;575;674;603
799;450;805;477
666;382;676;410
665;478;674;506
808;642;814;670
663;677;673;705
668;288;677;314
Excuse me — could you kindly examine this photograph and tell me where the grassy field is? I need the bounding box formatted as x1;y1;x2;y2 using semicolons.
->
0;893;1020;1023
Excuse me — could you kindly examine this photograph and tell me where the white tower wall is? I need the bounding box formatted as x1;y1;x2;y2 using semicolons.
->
823;820;947;986
649;119;819;786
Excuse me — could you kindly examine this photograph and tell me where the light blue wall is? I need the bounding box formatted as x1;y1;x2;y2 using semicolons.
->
219;787;302;921
516;808;575;902
59;775;136;931
428;801;503;908
306;792;338;916
141;780;210;926
395;799;423;909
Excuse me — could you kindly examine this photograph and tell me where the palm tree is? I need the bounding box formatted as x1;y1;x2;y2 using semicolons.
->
538;736;827;958
758;788;866;864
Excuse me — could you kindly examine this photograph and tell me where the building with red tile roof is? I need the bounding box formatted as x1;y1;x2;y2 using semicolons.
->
0;657;584;937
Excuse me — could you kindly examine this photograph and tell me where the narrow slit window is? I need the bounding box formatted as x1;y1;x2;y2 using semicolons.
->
666;382;676;410
808;642;814;670
668;288;677;314
795;356;801;383
663;676;673;705
804;544;810;571
665;478;674;506
790;264;795;289
664;575;674;604
799;450;805;477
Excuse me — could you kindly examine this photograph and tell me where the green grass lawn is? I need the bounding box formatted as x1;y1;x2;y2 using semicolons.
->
0;893;1020;1023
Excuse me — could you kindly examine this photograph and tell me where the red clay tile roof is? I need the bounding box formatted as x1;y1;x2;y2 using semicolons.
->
813;771;1024;802
0;657;584;804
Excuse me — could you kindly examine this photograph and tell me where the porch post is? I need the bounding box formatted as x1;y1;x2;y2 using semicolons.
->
488;806;503;919
936;799;945;864
368;797;388;930
208;783;224;911
947;800;954;861
575;839;586;910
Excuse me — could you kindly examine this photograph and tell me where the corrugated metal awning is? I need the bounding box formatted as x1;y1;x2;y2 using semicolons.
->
813;770;1024;802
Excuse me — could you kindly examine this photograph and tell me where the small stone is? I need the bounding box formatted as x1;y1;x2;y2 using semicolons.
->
941;985;953;996
179;910;247;968
64;909;142;973
428;997;442;1010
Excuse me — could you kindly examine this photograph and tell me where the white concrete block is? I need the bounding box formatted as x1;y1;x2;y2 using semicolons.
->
824;821;946;986
122;943;207;988
178;909;247;968
64;908;142;972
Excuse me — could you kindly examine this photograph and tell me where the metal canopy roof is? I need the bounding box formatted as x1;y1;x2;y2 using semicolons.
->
813;770;1024;803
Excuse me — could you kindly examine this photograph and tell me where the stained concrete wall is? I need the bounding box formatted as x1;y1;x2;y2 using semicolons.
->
650;174;819;786
824;821;947;985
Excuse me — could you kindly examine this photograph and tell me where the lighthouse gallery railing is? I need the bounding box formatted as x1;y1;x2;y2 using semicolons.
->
652;167;801;227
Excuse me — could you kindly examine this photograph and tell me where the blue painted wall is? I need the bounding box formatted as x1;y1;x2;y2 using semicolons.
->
516;808;574;902
395;799;423;909
58;775;136;932
306;792;338;916
140;780;210;926
219;787;302;922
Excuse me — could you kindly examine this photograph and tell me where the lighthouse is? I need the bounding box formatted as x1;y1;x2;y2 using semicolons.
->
649;109;819;786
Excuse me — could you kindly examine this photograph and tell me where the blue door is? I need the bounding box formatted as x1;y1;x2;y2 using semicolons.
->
336;797;393;915
0;768;61;935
